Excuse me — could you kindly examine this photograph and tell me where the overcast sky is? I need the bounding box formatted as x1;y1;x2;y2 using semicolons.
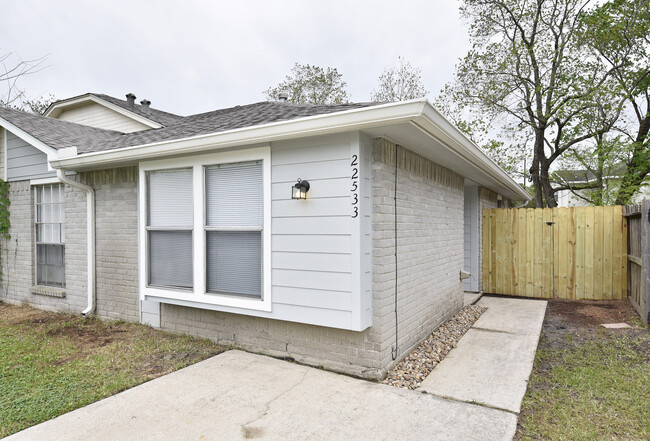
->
1;0;470;116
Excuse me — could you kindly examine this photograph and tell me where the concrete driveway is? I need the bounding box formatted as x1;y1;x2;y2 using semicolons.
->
6;350;516;441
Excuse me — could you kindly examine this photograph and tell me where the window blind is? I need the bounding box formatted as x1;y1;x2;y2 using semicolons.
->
148;169;193;227
205;162;262;227
206;231;261;296
148;231;193;288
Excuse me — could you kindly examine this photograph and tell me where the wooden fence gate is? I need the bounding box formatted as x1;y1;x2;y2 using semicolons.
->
623;201;650;324
482;206;628;300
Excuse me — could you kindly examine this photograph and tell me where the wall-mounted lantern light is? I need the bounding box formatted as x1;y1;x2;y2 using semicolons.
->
292;179;310;200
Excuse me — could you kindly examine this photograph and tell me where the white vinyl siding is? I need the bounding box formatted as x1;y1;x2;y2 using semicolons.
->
35;184;65;287
269;133;371;330
56;102;151;133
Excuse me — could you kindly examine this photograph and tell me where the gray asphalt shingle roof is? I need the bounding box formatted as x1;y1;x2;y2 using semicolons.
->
0;99;380;155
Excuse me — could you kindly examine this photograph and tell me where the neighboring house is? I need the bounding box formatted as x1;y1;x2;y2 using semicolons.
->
555;167;650;207
0;93;528;379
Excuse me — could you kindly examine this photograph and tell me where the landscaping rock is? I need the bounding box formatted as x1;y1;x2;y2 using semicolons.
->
382;304;487;390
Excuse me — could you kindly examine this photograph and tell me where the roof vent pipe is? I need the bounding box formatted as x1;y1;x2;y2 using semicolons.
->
278;92;288;102
126;93;136;109
140;99;151;114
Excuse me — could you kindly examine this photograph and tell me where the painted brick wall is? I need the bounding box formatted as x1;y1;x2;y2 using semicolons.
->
0;168;139;321
371;139;465;371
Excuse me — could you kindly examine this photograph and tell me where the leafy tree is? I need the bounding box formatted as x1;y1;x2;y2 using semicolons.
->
264;63;350;105
580;0;650;205
435;88;531;183
446;0;623;207
371;57;429;102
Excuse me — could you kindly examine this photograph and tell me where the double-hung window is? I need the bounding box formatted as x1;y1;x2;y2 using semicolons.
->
140;147;270;312
35;184;65;287
146;169;194;289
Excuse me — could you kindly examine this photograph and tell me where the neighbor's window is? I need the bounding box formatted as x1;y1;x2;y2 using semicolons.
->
147;168;193;289
205;161;263;298
35;184;65;287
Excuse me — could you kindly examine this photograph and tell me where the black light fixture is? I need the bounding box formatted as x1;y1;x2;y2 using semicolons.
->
292;178;310;200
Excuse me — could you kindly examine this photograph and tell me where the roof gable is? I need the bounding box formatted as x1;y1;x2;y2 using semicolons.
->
44;93;183;131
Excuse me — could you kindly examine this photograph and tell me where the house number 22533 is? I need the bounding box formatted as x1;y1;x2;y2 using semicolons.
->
351;154;359;218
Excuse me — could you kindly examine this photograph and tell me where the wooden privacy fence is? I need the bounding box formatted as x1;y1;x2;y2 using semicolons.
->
623;201;650;324
483;206;627;300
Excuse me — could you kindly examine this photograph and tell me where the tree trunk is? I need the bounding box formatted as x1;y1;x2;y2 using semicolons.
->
540;160;557;207
530;130;546;207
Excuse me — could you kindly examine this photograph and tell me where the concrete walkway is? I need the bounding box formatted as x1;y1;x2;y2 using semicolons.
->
419;296;547;413
6;350;517;441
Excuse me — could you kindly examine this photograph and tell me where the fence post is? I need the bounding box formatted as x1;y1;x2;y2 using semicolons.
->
642;200;650;325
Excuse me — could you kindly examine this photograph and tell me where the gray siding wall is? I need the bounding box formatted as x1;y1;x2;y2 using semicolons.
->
5;131;55;181
0;168;139;321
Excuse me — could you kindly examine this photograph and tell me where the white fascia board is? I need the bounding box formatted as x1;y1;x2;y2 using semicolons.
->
0;115;58;168
44;94;162;129
417;103;531;201
50;100;428;169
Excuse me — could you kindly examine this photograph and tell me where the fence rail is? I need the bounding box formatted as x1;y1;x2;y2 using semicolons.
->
482;206;627;300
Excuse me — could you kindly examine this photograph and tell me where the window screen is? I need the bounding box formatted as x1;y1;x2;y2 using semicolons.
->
147;169;193;289
205;162;263;297
35;184;65;287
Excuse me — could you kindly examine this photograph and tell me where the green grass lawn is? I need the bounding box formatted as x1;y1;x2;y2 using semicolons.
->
0;303;226;438
516;301;649;441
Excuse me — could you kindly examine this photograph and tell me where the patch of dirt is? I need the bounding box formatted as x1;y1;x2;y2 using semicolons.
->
547;299;638;328
542;299;645;349
2;302;225;376
0;304;60;325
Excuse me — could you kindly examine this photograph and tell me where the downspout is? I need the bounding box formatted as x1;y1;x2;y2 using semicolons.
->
56;169;96;317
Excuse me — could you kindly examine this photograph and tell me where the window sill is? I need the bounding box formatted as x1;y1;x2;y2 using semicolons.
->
31;286;66;298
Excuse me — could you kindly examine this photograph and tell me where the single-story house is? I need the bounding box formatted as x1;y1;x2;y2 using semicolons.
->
0;93;528;379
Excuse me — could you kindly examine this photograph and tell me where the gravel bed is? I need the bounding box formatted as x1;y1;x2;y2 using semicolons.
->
382;304;487;390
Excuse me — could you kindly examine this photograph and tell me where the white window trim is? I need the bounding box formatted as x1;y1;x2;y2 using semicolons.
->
33;183;66;288
138;146;272;312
